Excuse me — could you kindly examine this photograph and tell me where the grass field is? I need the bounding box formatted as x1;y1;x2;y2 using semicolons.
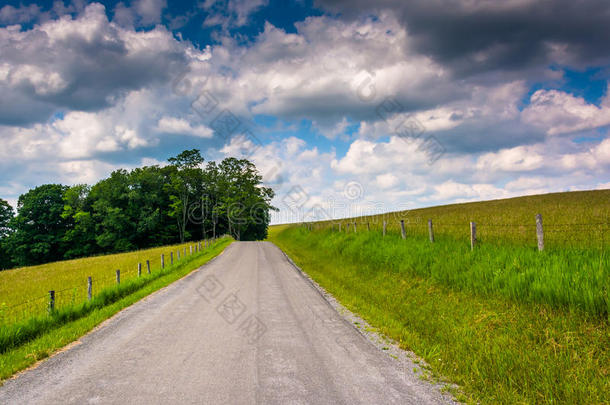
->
0;237;232;380
269;190;610;404
317;189;610;249
0;241;213;325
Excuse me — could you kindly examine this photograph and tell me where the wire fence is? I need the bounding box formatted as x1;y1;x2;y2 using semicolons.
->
307;214;609;251
0;239;218;327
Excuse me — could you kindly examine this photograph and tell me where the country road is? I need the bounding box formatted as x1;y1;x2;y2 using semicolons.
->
0;242;453;404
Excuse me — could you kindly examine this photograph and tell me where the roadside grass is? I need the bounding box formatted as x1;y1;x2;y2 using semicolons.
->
269;226;609;404
0;241;210;324
0;237;232;382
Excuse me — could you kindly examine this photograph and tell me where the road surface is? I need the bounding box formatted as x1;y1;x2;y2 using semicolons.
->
0;242;453;404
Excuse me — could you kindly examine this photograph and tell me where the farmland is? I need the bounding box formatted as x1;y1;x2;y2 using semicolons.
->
269;190;609;404
0;240;218;325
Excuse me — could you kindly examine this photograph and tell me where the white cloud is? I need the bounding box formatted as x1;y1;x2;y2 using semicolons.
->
522;88;610;135
156;117;213;138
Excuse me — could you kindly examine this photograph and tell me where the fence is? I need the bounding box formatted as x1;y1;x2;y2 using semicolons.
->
304;214;609;251
0;239;217;327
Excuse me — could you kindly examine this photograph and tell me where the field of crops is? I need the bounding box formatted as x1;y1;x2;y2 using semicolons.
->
315;189;610;250
0;240;213;326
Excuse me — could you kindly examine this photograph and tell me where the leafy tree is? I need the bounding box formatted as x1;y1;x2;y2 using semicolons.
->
166;149;204;243
0;199;15;269
8;184;70;266
61;185;97;259
90;170;135;252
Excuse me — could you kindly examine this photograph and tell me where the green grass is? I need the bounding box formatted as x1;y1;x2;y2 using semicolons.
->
0;237;232;381
0;241;211;325
269;214;609;403
319;189;610;250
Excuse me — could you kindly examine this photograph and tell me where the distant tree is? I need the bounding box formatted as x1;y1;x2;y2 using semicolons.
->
61;184;97;259
0;199;13;239
0;199;15;269
90;170;135;252
8;184;70;266
166;149;204;243
217;158;275;240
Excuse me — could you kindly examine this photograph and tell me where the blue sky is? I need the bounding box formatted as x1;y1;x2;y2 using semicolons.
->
0;0;609;223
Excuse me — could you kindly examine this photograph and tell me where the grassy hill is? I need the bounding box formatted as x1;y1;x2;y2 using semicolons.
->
269;190;609;404
316;189;610;249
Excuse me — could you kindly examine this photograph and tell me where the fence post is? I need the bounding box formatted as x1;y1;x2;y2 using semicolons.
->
177;250;180;260
367;222;370;231
171;252;174;265
353;222;357;233
190;245;193;255
161;254;165;269
48;290;55;314
116;269;120;284
138;263;142;277
383;220;386;237
199;241;202;251
146;260;151;274
536;214;544;251
347;223;350;232
400;220;406;239
339;223;342;232
428;219;434;243
470;222;476;250
87;277;92;301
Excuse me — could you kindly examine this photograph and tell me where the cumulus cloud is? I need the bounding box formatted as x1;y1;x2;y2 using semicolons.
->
0;3;187;125
522;87;610;135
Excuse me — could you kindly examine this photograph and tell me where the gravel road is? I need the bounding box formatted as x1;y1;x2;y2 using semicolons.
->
0;241;454;404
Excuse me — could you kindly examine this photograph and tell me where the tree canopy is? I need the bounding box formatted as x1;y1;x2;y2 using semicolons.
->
0;151;275;270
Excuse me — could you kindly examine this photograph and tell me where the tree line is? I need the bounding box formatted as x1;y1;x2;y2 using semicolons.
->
0;150;275;270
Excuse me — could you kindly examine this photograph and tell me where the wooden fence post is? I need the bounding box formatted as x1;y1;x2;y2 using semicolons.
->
87;277;92;301
184;247;186;257
48;290;55;314
367;222;370;231
383;220;386;237
199;241;202;251
347;223;350;232
138;263;142;277
116;269;121;284
171;252;174;265
161;254;165;269
177;250;180;260
353;222;357;233
190;245;193;255
146;260;151;274
536;214;544;251
428;219;434;243
339;223;342;232
400;220;406;239
470;222;476;250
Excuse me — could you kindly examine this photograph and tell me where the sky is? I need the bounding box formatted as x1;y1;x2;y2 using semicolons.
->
0;0;609;224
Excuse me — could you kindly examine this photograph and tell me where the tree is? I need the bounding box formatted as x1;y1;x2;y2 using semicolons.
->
216;158;275;241
166;149;204;243
61;185;97;259
0;199;14;269
8;184;70;266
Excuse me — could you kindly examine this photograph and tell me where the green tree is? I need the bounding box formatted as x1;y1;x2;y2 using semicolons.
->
61;184;97;259
8;184;70;266
0;199;15;269
166;149;204;243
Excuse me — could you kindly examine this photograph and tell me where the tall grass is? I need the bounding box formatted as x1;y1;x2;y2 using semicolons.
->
289;227;608;318
269;226;609;404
